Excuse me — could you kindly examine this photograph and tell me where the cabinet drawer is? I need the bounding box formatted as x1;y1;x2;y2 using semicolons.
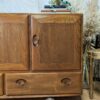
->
5;72;82;96
0;74;3;95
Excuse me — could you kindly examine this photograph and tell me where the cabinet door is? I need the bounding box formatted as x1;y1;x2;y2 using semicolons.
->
0;14;29;71
31;14;83;71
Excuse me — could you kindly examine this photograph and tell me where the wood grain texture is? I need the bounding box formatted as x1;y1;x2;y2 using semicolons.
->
5;72;81;96
0;73;3;96
0;14;29;71
31;14;83;71
0;14;83;99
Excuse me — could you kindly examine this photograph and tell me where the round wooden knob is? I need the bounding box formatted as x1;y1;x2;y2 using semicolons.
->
16;79;26;87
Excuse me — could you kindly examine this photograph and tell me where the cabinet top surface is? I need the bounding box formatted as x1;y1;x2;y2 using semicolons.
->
0;13;83;15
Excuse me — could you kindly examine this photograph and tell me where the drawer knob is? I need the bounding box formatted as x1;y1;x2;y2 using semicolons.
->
16;79;26;87
33;34;39;47
61;78;71;86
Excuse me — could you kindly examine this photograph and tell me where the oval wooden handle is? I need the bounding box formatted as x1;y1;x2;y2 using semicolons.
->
16;79;26;87
61;78;71;86
33;34;39;47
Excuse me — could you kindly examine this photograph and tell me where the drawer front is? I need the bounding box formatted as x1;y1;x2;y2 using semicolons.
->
0;74;3;95
5;72;82;96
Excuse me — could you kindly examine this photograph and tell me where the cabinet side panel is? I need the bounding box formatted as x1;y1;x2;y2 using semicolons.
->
0;74;3;95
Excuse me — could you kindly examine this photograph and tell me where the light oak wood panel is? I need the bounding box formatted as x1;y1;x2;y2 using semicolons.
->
5;72;81;96
31;14;83;71
0;74;3;95
0;14;29;71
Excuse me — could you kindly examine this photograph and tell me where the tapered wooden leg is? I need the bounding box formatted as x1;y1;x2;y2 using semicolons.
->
89;53;94;99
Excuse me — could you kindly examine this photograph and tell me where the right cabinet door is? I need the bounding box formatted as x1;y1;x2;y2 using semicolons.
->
31;14;83;71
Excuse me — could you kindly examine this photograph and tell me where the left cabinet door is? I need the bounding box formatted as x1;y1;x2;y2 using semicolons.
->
0;14;29;71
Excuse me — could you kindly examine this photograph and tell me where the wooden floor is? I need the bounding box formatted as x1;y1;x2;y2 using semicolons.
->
82;89;100;100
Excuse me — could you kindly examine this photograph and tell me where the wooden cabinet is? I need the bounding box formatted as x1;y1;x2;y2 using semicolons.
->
0;15;29;71
31;14;82;71
0;74;3;95
0;14;83;99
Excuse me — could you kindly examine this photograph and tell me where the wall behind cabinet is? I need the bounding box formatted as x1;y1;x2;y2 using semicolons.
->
0;0;49;13
0;0;99;13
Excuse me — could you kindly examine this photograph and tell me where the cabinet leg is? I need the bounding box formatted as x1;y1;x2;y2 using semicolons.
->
89;53;93;99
